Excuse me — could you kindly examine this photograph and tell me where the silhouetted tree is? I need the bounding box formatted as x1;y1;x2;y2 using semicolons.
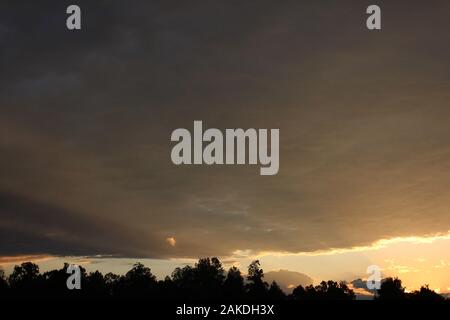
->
42;263;71;299
291;284;316;300
194;257;225;299
157;276;176;300
8;262;43;298
9;262;40;285
408;285;445;301
116;262;157;298
172;257;225;299
376;277;406;300
1;259;447;302
104;272;120;296
85;271;108;299
223;266;245;299
0;268;8;297
290;281;355;300
41;263;88;299
246;260;268;299
172;265;196;299
318;281;355;300
268;281;286;300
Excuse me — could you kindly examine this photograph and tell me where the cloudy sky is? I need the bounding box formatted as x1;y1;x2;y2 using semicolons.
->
1;1;449;291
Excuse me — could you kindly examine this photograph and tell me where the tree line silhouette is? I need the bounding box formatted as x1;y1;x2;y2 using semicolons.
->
0;257;446;301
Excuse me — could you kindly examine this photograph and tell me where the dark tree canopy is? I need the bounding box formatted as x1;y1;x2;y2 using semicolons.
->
376;277;406;300
223;266;245;299
408;285;445;301
246;260;269;299
0;259;446;302
291;281;355;300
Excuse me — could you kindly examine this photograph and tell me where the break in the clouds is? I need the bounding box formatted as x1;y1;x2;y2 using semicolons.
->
0;1;449;259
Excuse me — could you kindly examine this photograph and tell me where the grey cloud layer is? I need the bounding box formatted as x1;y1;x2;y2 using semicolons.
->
1;1;449;258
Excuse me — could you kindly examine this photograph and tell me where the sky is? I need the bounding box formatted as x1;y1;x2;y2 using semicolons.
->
1;1;449;293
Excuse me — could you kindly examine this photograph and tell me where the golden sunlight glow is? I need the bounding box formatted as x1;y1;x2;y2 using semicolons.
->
0;254;54;267
229;231;450;293
251;231;450;258
166;237;177;247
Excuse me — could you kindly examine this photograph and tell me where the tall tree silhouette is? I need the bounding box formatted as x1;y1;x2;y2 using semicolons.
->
246;260;269;299
0;268;8;298
104;272;120;296
194;257;225;299
223;266;245;299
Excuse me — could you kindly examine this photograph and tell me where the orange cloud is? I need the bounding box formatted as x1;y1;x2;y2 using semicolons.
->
166;237;176;247
0;254;54;267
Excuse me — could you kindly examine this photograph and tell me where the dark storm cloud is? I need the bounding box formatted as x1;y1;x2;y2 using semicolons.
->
0;191;170;257
351;279;376;294
1;1;449;258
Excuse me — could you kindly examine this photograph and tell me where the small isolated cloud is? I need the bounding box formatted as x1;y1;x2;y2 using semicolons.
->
166;237;176;247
